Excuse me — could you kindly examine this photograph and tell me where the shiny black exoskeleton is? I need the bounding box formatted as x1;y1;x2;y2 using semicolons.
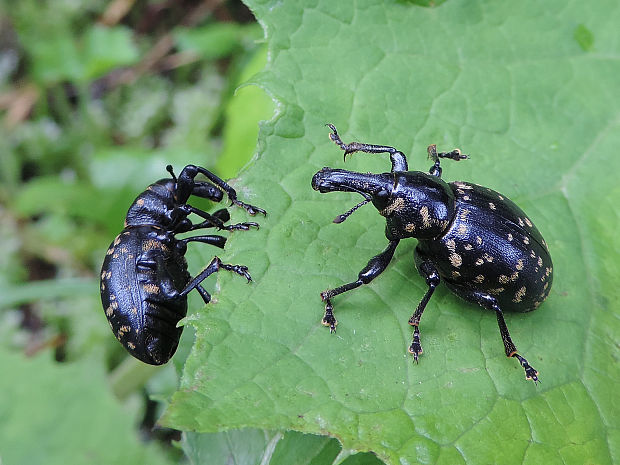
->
312;125;553;383
101;165;265;365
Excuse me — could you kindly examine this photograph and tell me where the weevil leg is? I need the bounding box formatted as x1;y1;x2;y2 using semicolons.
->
212;208;231;223
146;254;231;305
191;166;266;216
191;181;224;203
184;204;260;231
180;256;252;298
326;124;408;172
195;285;212;305
409;248;441;362
185;208;233;232
179;234;227;249
176;208;231;233
443;284;539;383
320;240;400;332
426;144;468;177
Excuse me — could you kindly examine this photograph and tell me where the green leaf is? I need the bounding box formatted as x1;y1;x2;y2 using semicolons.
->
163;1;620;464
23;33;83;84
182;429;277;465
0;349;172;465
16;21;139;84
181;429;378;465
573;24;594;52
174;23;262;61
0;278;95;309
81;25;140;81
216;44;275;178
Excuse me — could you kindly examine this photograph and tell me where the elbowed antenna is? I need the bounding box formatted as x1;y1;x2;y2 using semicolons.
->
333;196;371;223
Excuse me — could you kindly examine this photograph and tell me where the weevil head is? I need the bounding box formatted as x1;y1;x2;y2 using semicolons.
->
312;168;456;240
312;167;394;212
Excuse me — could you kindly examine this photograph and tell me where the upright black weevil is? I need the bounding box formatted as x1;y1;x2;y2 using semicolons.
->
312;125;552;382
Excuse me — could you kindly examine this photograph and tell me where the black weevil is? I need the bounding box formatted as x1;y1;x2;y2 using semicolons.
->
312;125;552;382
101;165;265;365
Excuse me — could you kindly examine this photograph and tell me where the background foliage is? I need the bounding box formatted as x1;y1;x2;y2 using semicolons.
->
1;0;619;464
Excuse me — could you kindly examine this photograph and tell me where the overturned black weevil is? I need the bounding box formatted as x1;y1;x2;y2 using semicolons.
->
312;124;552;383
101;165;265;365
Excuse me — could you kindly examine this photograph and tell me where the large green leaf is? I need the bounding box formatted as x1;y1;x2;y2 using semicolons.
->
163;0;620;463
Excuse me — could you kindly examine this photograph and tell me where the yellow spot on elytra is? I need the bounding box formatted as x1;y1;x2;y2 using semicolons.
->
476;236;482;246
483;253;494;262
507;233;513;241
510;271;519;281
419;206;431;228
106;247;115;256
449;253;462;268
516;259;524;270
405;223;416;232
464;243;473;251
105;306;113;316
513;286;527;303
381;197;405;216
489;202;496;210
454;182;473;190
525;218;533;227
114;235;121;246
474;275;485;283
489;287;505;295
538;256;543;267
136;198;145;206
457;223;468;235
460;209;471;222
143;283;160;294
523;237;530;245
446;239;456;252
452;271;461;278
127;342;136;350
475;258;484;266
142;239;167;252
117;325;131;338
499;275;509;284
518;218;525;227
